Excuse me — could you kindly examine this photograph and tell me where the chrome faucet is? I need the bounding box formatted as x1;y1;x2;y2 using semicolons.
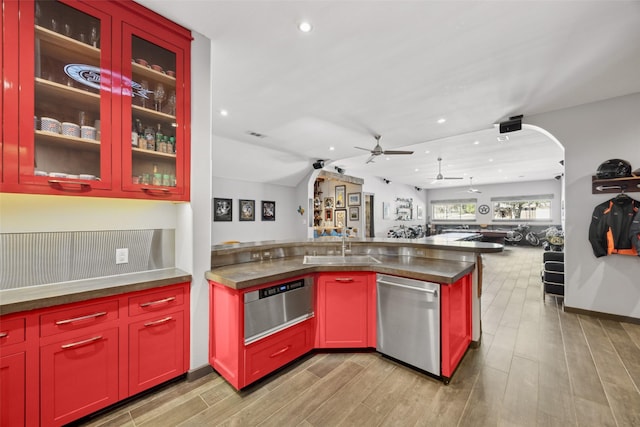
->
341;235;351;256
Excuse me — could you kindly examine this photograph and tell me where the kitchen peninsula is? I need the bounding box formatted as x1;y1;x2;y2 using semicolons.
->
207;236;501;389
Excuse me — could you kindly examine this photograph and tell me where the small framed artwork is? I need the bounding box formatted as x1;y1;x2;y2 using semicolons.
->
417;205;424;220
239;199;255;221
335;186;346;208
335;209;346;227
349;206;359;221
325;209;332;221
348;192;361;206
324;197;334;209
213;198;232;222
261;200;276;221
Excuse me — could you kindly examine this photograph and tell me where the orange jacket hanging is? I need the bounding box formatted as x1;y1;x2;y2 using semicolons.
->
588;196;639;257
631;210;640;257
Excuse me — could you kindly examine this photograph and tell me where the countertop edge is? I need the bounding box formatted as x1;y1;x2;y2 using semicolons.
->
0;268;192;316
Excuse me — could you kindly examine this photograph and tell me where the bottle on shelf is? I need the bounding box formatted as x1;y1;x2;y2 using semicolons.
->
136;119;145;149
131;119;138;147
144;124;155;150
155;123;163;152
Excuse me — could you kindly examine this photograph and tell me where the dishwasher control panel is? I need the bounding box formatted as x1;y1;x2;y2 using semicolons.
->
259;279;305;298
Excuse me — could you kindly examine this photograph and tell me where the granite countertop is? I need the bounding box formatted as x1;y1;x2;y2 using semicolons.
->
206;255;475;290
0;268;192;315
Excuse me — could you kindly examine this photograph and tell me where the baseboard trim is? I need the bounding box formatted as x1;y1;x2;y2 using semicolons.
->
564;305;640;325
187;364;214;382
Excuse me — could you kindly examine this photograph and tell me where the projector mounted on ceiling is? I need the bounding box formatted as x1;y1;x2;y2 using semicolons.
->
499;115;523;134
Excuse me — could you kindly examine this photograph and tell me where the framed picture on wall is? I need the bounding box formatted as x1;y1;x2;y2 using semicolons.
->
325;209;332;221
213;198;232;222
324;197;334;209
382;202;390;219
417;205;424;220
349;206;359;221
335;209;346;227
261;200;276;221
335;186;346;208
239;199;255;221
348;192;361;206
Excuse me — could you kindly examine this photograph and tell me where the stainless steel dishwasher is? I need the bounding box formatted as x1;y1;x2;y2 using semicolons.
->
376;274;440;376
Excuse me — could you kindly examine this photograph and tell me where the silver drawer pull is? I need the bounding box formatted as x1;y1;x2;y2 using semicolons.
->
56;311;107;325
378;280;438;295
144;316;173;327
0;332;8;338
61;335;102;349
334;278;354;282
139;296;176;307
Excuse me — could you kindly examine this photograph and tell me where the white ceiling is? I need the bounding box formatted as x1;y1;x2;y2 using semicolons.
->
136;0;640;188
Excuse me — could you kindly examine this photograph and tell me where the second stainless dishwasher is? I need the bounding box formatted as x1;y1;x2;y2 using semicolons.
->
376;274;440;376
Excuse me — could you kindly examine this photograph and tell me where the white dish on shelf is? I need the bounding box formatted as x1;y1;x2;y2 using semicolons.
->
49;172;68;178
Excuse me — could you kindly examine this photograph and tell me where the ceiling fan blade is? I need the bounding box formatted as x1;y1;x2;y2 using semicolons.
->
382;150;414;155
365;155;376;164
354;146;373;152
443;177;464;180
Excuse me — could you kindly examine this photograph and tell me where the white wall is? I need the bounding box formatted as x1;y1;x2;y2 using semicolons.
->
529;92;640;319
211;176;305;244
360;173;427;237
426;179;563;226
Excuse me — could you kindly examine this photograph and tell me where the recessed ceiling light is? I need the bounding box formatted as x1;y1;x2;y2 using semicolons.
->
424;150;430;154
385;157;391;161
329;146;335;151
220;109;228;117
488;158;494;162
298;21;312;32
437;118;446;124
414;168;419;172
473;140;480;145
497;135;509;142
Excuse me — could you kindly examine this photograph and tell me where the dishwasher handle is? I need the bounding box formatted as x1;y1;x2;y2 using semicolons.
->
377;279;438;296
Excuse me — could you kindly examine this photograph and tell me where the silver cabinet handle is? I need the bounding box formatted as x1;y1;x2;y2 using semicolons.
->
56;311;107;325
144;316;173;327
0;332;8;338
61;335;102;349
139;296;176;307
378;280;438;296
334;278;354;282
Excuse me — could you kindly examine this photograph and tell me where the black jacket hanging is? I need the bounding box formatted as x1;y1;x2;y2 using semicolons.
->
588;195;639;257
630;209;640;257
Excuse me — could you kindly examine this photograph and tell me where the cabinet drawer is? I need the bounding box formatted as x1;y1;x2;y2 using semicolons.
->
129;286;185;317
40;300;119;338
244;320;313;386
0;316;26;347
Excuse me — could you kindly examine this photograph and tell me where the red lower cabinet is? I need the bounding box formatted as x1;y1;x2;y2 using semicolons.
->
315;272;376;348
129;310;185;395
1;351;27;426
440;273;472;379
40;328;120;426
244;319;314;386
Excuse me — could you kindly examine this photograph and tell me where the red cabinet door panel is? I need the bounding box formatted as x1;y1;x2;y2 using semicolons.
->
40;327;119;426
128;310;185;395
1;351;26;427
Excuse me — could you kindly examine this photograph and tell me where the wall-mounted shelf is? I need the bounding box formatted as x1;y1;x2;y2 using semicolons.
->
592;176;640;194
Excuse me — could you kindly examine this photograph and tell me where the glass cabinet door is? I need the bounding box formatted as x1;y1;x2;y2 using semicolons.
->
121;24;187;198
19;0;112;192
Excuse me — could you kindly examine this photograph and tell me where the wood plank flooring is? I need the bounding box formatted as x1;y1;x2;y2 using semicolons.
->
77;247;640;427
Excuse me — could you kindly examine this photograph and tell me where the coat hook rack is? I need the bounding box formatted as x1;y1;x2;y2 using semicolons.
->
592;176;640;194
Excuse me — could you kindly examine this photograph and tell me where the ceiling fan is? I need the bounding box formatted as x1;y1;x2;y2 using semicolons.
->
428;157;464;184
461;177;482;193
354;135;414;164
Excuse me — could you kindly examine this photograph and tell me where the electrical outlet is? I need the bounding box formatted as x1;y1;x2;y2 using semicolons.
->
116;248;129;264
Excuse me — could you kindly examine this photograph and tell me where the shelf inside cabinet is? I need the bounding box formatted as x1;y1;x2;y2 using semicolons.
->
131;62;176;86
35;130;101;152
592;176;640;194
35;78;100;109
132;147;176;160
36;26;100;64
132;105;176;123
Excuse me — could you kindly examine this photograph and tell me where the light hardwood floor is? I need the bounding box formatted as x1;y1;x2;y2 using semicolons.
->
78;246;640;427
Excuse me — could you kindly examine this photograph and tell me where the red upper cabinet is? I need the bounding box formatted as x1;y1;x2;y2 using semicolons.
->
1;0;191;201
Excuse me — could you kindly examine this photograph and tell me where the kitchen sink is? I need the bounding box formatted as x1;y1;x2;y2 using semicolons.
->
302;255;381;265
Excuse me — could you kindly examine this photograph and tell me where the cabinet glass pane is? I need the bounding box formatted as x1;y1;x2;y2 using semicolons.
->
130;36;177;187
33;0;102;180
